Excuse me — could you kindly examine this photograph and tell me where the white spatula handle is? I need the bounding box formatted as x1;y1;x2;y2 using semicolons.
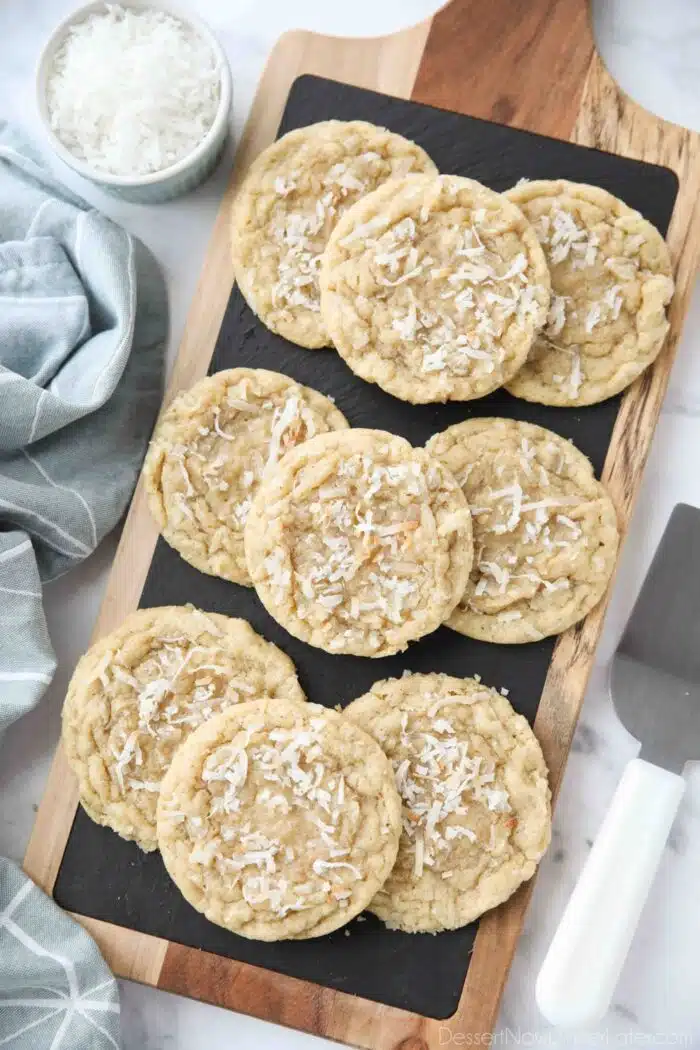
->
536;757;685;1028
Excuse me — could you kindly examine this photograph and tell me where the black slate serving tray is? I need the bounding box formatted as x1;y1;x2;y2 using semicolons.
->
54;75;678;1021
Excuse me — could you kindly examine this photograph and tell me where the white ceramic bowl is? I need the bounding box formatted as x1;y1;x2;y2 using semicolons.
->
36;0;232;203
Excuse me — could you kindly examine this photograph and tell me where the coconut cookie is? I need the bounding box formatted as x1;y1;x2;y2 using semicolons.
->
143;368;348;586
505;180;674;406
62;606;305;851
319;174;550;403
345;673;550;933
157;698;401;940
244;428;473;657
231;121;437;348
426;418;619;643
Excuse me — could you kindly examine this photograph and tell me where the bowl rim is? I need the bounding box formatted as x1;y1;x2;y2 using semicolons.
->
35;0;232;187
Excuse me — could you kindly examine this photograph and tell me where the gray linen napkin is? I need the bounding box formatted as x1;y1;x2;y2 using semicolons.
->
0;122;167;1048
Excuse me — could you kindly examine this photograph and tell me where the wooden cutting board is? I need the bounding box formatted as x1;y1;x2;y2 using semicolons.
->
24;0;700;1044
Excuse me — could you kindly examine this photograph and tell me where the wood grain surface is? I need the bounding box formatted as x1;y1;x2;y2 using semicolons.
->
24;0;700;1045
413;0;594;137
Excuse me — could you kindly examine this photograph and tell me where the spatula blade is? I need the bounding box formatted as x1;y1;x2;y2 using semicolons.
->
610;503;700;771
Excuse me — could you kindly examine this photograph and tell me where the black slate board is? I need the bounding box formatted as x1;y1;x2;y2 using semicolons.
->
54;75;678;1020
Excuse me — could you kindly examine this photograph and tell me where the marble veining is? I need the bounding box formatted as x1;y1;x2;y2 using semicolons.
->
1;0;700;1046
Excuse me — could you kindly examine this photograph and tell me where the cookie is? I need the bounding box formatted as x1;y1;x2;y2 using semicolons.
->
62;606;305;851
156;698;401;940
319;174;551;402
231;121;437;348
344;673;551;933
426;418;619;643
504;180;674;406
143;369;348;585
244;428;473;657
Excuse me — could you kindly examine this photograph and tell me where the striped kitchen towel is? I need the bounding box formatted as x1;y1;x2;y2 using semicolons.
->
0;122;167;1047
0;861;121;1049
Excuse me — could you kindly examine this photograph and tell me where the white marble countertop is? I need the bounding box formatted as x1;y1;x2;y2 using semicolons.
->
2;0;700;1046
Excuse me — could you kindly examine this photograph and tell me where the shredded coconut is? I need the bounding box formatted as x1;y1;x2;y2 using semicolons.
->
46;5;221;176
393;716;510;875
192;717;374;919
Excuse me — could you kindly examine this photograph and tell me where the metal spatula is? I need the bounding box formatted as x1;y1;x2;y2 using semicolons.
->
536;503;700;1028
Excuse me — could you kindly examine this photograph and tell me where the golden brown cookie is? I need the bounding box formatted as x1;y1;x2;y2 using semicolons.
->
157;698;402;940
426;418;619;642
231;121;436;348
345;673;551;933
62;606;305;851
143;368;348;585
319;174;550;402
244;428;473;657
505;180;674;405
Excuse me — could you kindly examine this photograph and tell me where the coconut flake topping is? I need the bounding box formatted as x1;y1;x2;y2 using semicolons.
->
394;709;511;877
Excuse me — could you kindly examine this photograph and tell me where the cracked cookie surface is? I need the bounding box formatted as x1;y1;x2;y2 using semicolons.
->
505;179;674;406
426;418;619;643
231;121;436;348
143;368;348;585
244;428;473;657
344;673;551;933
62;606;305;851
157;698;402;940
319;174;550;402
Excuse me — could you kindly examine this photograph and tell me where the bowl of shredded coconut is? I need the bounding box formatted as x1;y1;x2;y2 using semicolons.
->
37;1;232;202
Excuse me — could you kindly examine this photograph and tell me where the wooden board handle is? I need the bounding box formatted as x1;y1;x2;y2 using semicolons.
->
413;0;595;137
